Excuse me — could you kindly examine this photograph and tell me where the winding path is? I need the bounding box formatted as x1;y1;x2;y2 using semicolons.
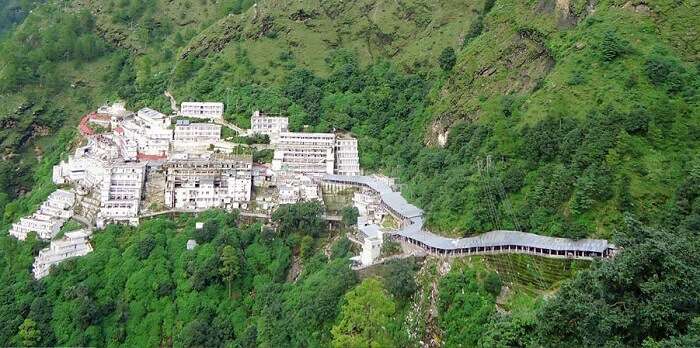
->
321;175;616;260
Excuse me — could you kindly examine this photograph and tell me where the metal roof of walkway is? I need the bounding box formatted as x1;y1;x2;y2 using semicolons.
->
322;175;613;255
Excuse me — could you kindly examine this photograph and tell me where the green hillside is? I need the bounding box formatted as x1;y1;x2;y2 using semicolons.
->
0;0;698;346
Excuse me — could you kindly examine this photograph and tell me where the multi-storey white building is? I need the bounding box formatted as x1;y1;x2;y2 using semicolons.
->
271;132;361;176
174;121;221;143
163;153;252;210
53;146;110;187
97;162;146;226
119;109;173;157
272;132;337;174
32;229;92;279
9;190;75;240
334;136;360;176
180;102;224;120
250;111;288;137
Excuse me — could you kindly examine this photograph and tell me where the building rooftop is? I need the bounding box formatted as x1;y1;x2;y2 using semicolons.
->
137;107;166;119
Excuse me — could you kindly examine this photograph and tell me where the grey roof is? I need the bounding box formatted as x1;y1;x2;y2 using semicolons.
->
323;175;423;219
323;175;611;254
395;218;610;253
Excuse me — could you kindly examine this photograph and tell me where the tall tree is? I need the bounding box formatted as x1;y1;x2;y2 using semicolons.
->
331;278;396;347
18;319;40;347
219;245;240;298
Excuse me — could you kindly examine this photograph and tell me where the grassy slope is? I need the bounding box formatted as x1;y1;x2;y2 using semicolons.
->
415;0;699;236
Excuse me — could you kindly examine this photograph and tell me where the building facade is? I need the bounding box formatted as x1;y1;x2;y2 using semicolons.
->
97;163;146;225
250;111;288;137
334;137;360;176
163;153;252;210
272;132;336;174
174;121;222;143
180;102;224;120
9;190;75;240
33;229;92;279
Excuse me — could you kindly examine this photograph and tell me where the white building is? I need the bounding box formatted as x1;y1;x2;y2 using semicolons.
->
163;153;252;211
174;121;221;143
272;132;337;174
276;173;320;205
180;102;224;120
53;146;109;188
334;136;360;176
352;219;383;267
97;162;146;226
136;107;170;128
353;189;383;224
250;111;288;137
32;229;92;279
9;190;75;240
119;110;173;157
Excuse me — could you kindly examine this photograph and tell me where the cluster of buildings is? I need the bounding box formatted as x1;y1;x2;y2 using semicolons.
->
7;99;616;279
9;190;75;241
12;100;373;277
32;229;92;279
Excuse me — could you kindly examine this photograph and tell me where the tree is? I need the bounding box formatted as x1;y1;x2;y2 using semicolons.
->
219;245;240;298
331;278;396;347
19;319;40;347
600;30;627;62
438;47;457;72
340;206;359;227
383;259;418;300
272;202;326;237
536;217;700;346
483;272;502;297
197;220;219;243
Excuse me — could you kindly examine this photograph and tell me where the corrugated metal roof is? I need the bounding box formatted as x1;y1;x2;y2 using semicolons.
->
395;221;609;253
323;175;423;218
322;175;610;254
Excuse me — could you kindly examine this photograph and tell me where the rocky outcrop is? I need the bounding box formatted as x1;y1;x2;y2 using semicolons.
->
426;30;555;147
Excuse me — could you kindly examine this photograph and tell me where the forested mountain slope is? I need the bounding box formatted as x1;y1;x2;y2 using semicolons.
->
0;0;698;346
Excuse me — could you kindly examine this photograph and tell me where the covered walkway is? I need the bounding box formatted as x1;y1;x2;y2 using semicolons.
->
322;175;615;260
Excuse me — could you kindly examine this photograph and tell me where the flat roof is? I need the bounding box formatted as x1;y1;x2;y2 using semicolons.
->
181;102;223;107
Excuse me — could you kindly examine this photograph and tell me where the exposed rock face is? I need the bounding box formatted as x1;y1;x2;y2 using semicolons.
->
622;1;651;15
425;30;555;147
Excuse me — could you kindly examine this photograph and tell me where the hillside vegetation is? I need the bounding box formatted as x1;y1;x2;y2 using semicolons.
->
0;0;698;346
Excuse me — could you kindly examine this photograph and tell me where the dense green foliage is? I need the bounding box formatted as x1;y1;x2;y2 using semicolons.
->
0;210;360;346
0;0;698;346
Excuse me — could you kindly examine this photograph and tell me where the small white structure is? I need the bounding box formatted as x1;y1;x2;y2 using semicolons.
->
9;190;75;241
180;102;224;120
352;219;383;267
276;173;320;205
353;189;383;224
186;239;198;250
195;222;204;230
250;111;288;137
32;229;92;279
119;108;173;157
